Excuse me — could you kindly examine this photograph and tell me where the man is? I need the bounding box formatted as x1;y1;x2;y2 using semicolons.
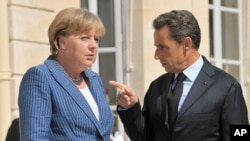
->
109;10;249;141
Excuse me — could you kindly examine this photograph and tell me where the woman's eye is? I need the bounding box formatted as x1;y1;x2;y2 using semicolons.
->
95;38;100;43
80;36;88;40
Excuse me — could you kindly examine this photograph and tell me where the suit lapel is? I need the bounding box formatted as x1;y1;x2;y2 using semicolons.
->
178;57;215;119
161;73;174;129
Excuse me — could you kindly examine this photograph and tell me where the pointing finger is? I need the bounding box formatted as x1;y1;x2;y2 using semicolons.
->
109;80;125;89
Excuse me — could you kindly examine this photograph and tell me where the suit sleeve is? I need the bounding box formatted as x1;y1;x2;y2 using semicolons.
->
221;81;249;141
18;67;51;141
117;84;153;141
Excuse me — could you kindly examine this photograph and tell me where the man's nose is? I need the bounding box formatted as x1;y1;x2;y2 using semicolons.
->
154;50;160;60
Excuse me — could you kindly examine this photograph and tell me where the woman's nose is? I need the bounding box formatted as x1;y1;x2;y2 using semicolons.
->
89;38;98;49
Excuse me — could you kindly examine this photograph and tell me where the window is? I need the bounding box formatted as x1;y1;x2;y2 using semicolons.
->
81;0;126;139
209;0;243;85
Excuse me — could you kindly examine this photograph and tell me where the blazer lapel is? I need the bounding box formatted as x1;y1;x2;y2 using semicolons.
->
178;57;215;119
84;70;111;126
44;57;101;128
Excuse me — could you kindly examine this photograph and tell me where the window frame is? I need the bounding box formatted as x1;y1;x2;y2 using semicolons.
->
84;0;127;139
209;0;244;93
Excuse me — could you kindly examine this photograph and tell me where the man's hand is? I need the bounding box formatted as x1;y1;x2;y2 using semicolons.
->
109;80;139;109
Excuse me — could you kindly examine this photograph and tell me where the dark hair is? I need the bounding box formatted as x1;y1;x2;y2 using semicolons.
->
153;10;201;49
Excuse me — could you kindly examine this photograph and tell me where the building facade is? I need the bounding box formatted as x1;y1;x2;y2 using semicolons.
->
0;0;249;140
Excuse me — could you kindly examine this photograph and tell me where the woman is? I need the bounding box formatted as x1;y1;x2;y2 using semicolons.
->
18;8;114;141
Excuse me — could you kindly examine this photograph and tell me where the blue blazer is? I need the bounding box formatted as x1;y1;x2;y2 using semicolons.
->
18;56;114;141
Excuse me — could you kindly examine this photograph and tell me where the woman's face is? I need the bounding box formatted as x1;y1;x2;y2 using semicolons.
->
59;29;100;69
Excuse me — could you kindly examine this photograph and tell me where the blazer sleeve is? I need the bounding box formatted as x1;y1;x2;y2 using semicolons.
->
18;66;52;141
221;81;249;141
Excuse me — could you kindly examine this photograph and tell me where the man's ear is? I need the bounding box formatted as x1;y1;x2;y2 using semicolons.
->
183;37;193;49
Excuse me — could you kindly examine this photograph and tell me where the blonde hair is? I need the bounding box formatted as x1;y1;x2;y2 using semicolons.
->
48;8;105;55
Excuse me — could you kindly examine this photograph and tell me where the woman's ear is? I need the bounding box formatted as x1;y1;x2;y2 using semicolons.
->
54;38;60;50
58;37;66;49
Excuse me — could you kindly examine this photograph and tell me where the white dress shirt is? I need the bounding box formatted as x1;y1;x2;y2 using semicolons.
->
177;55;203;111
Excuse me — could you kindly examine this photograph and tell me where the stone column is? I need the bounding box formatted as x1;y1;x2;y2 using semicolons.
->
0;0;12;140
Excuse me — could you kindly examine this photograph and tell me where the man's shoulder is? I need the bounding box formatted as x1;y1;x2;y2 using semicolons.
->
151;72;172;84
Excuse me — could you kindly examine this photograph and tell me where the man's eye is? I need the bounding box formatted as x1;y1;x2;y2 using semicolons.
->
157;46;164;49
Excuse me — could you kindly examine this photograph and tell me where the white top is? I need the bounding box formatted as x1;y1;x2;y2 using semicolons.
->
80;86;100;121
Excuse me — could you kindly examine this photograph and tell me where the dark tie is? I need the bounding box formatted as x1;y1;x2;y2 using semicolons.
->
168;72;186;133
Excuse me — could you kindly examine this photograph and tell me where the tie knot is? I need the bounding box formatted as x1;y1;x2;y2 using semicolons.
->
176;72;186;81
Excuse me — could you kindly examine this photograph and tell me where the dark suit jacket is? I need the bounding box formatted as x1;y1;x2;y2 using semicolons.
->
118;56;249;141
6;118;20;141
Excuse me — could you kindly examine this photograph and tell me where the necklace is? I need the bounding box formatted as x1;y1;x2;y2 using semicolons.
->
71;76;83;82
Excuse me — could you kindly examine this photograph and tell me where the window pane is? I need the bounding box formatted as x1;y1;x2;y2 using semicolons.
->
98;0;115;47
80;0;89;9
221;0;238;8
221;12;239;60
99;53;116;105
223;64;240;82
209;0;213;4
209;9;214;58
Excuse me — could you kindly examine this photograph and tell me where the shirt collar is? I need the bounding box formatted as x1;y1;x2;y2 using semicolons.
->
182;55;203;82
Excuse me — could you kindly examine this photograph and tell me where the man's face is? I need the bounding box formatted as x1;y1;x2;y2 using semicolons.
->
154;26;186;73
